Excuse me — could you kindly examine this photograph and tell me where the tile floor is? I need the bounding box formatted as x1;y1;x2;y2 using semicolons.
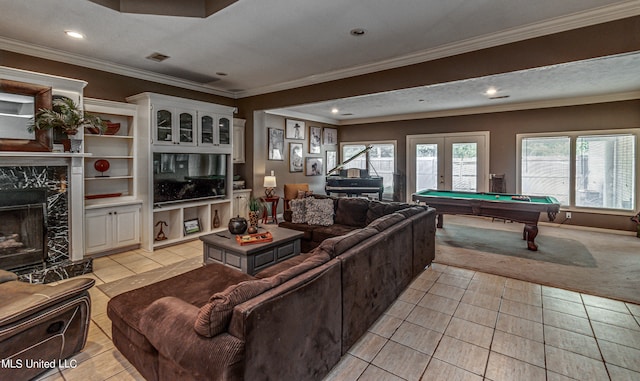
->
34;240;640;381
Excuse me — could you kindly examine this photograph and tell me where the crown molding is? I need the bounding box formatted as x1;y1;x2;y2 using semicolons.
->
264;109;339;125
336;91;640;126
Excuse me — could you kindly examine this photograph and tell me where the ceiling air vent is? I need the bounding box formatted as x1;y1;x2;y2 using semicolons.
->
489;95;510;100
146;52;170;62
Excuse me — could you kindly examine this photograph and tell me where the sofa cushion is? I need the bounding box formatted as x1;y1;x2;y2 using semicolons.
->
365;201;410;225
318;227;378;258
396;206;427;218
194;278;276;337
289;198;307;223
305;198;334;226
312;224;360;243
334;198;370;227
367;213;407;232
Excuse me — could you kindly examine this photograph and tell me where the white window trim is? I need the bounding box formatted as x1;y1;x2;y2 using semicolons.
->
516;128;640;215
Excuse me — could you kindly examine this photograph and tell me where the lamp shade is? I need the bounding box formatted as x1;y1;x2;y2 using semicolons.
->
263;175;277;188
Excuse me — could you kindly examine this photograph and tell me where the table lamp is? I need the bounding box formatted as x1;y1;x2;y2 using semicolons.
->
263;170;277;198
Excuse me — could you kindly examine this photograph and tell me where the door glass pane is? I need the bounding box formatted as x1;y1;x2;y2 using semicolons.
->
369;144;395;198
451;143;477;192
521;136;570;204
156;109;172;142
576;134;634;210
416;143;438;191
179;112;193;143
219;117;230;145
201;115;213;144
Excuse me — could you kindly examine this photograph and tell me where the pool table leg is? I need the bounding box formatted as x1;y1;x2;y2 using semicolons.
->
523;224;538;251
436;213;444;228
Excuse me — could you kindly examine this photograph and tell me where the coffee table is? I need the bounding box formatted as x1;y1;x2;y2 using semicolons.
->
200;225;303;275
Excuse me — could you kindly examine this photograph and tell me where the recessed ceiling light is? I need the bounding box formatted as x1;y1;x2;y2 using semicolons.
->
485;87;498;96
349;28;366;37
331;107;339;114
65;30;85;39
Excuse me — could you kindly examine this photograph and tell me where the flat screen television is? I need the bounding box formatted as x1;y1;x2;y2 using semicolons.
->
153;153;227;204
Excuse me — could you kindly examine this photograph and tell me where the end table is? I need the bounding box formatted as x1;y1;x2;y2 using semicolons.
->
261;196;279;224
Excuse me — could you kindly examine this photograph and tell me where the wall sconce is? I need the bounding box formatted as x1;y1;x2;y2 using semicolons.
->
263;170;277;198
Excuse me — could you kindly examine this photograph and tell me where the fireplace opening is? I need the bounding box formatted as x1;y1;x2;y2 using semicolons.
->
0;188;48;271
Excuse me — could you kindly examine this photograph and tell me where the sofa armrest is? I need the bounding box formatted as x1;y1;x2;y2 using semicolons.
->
0;269;17;283
139;297;244;378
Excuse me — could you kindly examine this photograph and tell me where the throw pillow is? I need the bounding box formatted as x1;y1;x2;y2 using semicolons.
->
305;198;334;226
289;198;307;223
297;190;314;199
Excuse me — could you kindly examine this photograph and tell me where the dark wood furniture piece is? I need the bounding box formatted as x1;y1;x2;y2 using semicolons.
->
201;225;303;275
260;195;279;224
412;189;560;251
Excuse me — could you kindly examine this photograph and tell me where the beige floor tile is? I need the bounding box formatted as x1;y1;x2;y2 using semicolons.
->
105;367;146;380
89;289;111;317
91;256;120;270
444;317;493;349
108;251;149;265
441;266;475;279
418;292;460;315
121;257;164;274
505;278;541;294
466;279;504;298
495;313;544;342
398;287;426;305
545;345;609;380
544;325;601;360
391;322;442;355
406;305;453;333
542;296;588;318
592;321;640;350
541;286;582;304
543;309;593;337
437;273;471;289
33;367;64;381
433;336;489;376
410;276;436;292
454;302;498;328
626;303;640;317
429;263;448;273
92;265;136;284
368;314;404;338
491;330;545;367
421;358;482;381
62;349;131;381
503;287;542;307
461;290;502;311
500;299;542;323
385;299;415;320
372;340;430;380
348;332;388;362
358;364;404;381
582;294;629;313
471;272;506;285
586;305;640;331
428;282;465;301
92;312;113;339
485;351;546;381
607;363;640;381
598;339;640;373
323;354;368;381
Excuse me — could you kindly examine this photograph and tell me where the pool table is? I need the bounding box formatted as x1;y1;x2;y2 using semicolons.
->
412;189;560;251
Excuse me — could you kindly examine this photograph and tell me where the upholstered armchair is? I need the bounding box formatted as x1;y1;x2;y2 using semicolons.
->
0;269;94;380
283;183;310;211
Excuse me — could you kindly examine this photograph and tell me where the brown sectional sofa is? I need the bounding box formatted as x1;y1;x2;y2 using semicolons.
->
107;198;436;380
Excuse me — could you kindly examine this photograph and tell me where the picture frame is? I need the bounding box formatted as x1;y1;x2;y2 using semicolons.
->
268;127;284;160
309;126;321;154
323;127;337;145
183;218;201;235
289;142;303;172
305;157;323;176
326;150;337;175
286;119;305;140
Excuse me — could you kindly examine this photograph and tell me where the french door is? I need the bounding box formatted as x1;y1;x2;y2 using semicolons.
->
407;132;489;199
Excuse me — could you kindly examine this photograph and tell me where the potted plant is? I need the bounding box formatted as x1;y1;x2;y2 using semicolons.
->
28;97;105;136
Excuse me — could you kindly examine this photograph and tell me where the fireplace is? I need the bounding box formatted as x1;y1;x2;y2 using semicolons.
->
0;188;47;271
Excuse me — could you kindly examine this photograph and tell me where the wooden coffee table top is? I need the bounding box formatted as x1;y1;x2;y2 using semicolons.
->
200;225;303;255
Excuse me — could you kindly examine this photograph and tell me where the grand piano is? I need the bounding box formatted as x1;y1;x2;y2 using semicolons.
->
325;145;384;199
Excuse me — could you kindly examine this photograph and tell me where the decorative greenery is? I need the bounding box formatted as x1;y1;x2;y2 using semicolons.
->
28;97;105;135
248;197;265;212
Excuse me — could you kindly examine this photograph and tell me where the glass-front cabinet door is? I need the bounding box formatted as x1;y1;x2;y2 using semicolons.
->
198;113;232;148
155;108;173;145
178;111;195;145
218;116;231;147
200;114;214;144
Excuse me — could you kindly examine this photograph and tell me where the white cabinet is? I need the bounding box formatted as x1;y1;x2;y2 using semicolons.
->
233;189;251;219
153;105;197;146
233;118;246;163
199;112;232;148
85;204;141;255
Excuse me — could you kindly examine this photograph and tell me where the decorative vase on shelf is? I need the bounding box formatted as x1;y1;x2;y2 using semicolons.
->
213;209;221;228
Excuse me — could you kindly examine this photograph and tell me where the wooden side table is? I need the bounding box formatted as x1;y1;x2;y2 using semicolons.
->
260;196;279;224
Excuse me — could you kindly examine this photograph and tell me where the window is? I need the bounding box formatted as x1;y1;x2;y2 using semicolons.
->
519;130;637;211
341;142;396;200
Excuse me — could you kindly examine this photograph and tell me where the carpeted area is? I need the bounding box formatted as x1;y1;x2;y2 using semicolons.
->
435;215;640;305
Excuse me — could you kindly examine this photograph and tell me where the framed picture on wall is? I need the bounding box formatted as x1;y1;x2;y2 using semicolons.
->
289;142;303;172
286;119;305;140
305;157;323;176
268;127;284;160
326;150;336;175
323;127;337;145
309;126;321;154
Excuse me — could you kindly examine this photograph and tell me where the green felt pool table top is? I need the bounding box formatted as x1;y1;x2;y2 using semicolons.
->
414;189;560;205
